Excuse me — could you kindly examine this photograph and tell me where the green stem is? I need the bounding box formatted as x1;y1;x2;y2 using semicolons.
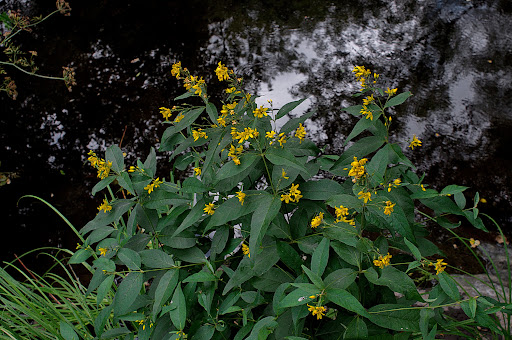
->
0;61;65;81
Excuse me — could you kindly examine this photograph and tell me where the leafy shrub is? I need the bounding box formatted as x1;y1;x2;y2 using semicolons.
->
69;62;504;339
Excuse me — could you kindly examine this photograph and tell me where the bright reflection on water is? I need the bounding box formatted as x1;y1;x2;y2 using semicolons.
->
0;0;511;262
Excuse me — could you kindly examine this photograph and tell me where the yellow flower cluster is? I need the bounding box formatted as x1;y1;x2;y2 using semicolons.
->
295;123;306;143
231;127;259;144
221;102;237;115
97;198;112;213
335;205;355;226
409;135;422;150
352;65;371;88
171;62;207;98
385;87;397;96
87;150;112;179
228;144;244;165
430;259;448;275
307;304;327;320
99;247;108;256
310;212;324;228
281;169;289;179
280;183;302;204
144;177;163;194
171;61;182;79
215;61;231;81
204;202;215;215
194;167;201;176
236;191;246;205
373;253;392;269
242;243;250;257
383;201;395;215
360;104;373;121
347;156;367;181
358;190;372;204
192;128;208;141
253;106;268;118
159;107;172;120
388;178;401;192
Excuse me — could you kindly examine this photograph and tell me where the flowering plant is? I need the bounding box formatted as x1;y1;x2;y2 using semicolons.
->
69;63;501;339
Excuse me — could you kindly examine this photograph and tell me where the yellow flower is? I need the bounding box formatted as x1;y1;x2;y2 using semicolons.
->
387;178;401;192
215;61;230;81
232;156;241;165
160;107;172;120
385;87;397;96
76;243;81;250
409;135;422;150
194;167;201;176
97;198;112;213
171;61;181;78
281;169;289;179
266;130;276;139
360;105;373;120
295;123;306;143
433;259;448;275
469;238;480;248
242;243;250;257
225;87;238;94
480;198;487;204
128;166;136;172
335;205;355;226
362;94;374;106
311;212;324;228
144;177;163;194
358;191;372;204
280;193;292;203
192;128;208;141
278;133;287;147
221;102;237;115
421;184;426;191
191;78;205;96
204;202;215;215
347;157;367;180
253;106;269;118
174;112;184;123
307;304;327;320
99;247;108;256
383;201;395;215
373;253;392;269
216;115;227;127
236;191;246;205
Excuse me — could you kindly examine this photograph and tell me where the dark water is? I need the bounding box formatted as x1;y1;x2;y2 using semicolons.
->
1;0;511;267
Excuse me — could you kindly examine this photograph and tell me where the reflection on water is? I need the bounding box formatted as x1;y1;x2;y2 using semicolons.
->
0;0;511;263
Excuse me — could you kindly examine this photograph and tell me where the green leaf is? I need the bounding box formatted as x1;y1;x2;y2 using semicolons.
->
87;226;115;244
68;248;92;264
251;267;292;292
249;194;282;255
329;136;385;174
344;115;374;145
105;144;124;173
344;317;368;339
96;274;114;305
324;269;357;290
114;272;143;316
276;240;303;274
172;247;206;264
135;204;159;233
92;176;117;196
210;225;229;257
265;147;308;174
139;249;174;268
279;111;314;135
99;327;131;339
276;98;307;119
215;153;259;182
145;191;189;209
365;144;390;185
183;271;217;283
311;237;329;276
367;304;420;332
117;248;141;270
331;242;361;267
279;288;320;308
169;284;187;330
325;288;370;318
300;179;344;200
404;238;422;261
223;257;253;295
218;291;241;315
342;105;363;117
246;316;278;340
384;92;412;108
326;194;362;212
117;172;135;194
181;177;207;193
143;147;157;177
410;189;439;199
364;266;422;301
205;196;250;230
153;269;179;320
301;265;324;289
461;297;477;319
441;184;468;195
206;102;218;121
60;321;79;340
438;272;461;300
174;90;195;100
171;199;205;237
192;324;215;340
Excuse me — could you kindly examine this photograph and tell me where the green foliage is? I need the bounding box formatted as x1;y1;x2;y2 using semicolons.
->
64;63;508;339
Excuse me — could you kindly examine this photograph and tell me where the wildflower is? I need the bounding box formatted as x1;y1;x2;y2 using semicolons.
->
97;160;113;179
194;167;201;176
409;135;422;150
347;157;367;180
233;127;259;144
307;304;327;320
358;191;372;204
281;169;289;179
171;61;181;79
221;102;237;115
335;205;355;226
144;177;163;194
174;112;185;123
266;130;276;139
280;183;302;203
97;198;112;213
253;106;269;118
228;144;244;165
192;128;208;141
373;253;392;269
385;87;397;96
421;184;426;191
311;212;324;228
432;259;448;275
278;133;287;147
76;243;81;250
352;66;371;83
176;330;186;339
225;87;238;94
232;156;241;165
295;123;306;143
242;243;250;257
469;238;480;248
204;202;215;215
160;107;172;120
362;94;375;106
191;77;205;96
480;198;487;204
215;62;230;81
373;73;380;83
388;178;401;192
99;247;108;256
236;191;246;205
360;105;373;120
87;150;99;167
128;166;136;172
383;201;395;215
